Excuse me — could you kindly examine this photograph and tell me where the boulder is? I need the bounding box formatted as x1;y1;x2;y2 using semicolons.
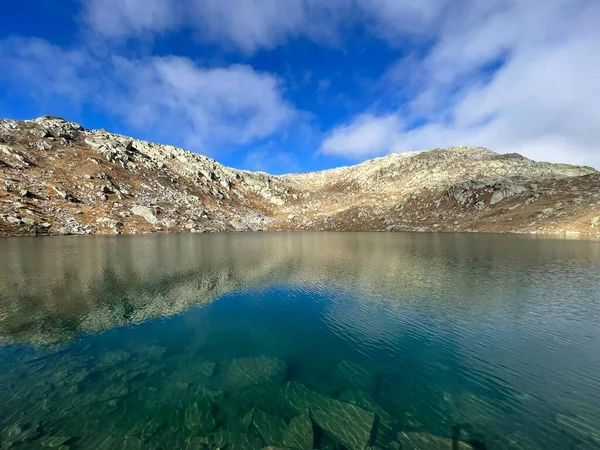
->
184;401;216;436
282;382;375;450
253;410;287;447
489;184;528;205
339;389;394;446
283;412;314;450
230;219;249;232
131;205;160;225
202;430;263;450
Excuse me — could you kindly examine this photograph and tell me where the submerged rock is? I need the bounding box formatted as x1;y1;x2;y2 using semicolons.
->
217;356;287;390
253;410;287;447
184;401;216;436
282;381;374;450
339;389;395;446
202;429;263;450
283;412;314;450
397;432;473;449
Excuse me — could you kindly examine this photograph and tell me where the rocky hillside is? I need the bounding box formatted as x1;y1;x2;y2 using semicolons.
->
1;116;599;237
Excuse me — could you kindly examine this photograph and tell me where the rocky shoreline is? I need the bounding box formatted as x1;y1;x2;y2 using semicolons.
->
1;116;599;237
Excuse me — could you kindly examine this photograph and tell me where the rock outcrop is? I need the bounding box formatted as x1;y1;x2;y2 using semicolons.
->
1;116;599;237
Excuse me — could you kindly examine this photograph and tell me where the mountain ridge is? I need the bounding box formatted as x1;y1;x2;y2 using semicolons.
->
1;116;599;237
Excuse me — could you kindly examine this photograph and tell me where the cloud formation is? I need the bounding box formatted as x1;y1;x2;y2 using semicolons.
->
3;0;599;168
321;0;600;168
0;38;296;152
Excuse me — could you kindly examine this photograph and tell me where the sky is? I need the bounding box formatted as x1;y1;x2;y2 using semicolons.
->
0;0;599;173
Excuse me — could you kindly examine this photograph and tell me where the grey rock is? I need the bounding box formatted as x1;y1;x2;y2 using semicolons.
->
282;381;374;450
131;205;160;225
230;219;249;232
490;184;528;205
6;216;22;225
33;140;53;151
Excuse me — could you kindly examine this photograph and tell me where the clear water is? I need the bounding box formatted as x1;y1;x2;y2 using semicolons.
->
0;233;600;450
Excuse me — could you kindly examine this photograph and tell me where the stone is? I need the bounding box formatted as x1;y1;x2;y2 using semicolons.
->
184;401;216;436
230;219;249;231
282;381;374;450
253;410;287;446
6;216;22;225
217;356;287;390
490;184;528;205
283;412;314;450
590;216;600;228
202;430;263;450
555;414;600;447
21;217;36;226
397;432;473;449
131;205;160;225
34;140;53;151
339;389;394;446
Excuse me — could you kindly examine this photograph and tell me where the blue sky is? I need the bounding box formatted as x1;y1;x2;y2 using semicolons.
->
1;0;599;173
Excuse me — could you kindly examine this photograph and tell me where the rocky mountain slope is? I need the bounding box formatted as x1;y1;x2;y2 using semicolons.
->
1;116;599;237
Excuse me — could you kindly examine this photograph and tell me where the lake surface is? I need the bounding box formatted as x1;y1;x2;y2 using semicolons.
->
1;233;600;450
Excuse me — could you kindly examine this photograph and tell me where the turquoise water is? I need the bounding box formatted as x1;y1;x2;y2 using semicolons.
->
0;233;600;449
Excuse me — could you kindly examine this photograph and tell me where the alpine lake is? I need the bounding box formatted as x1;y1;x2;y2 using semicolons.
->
1;232;599;450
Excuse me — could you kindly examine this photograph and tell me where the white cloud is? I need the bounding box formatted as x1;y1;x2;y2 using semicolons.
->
321;114;403;158
81;0;352;53
80;0;453;53
322;0;600;168
0;38;296;153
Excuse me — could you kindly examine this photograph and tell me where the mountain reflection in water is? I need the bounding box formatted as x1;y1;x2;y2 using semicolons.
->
0;233;599;449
